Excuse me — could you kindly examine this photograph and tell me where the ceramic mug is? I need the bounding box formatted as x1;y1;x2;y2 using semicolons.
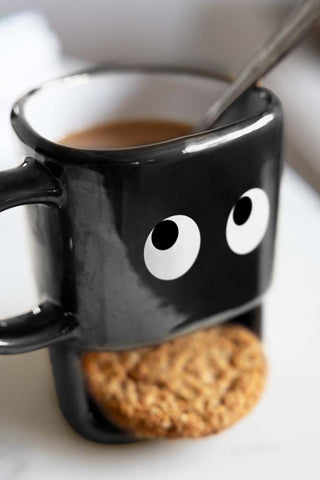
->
0;65;283;443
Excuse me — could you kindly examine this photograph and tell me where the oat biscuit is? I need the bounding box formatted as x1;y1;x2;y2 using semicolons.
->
82;324;266;439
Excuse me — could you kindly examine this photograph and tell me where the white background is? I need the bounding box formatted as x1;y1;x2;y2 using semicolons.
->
0;2;320;479
0;0;283;67
0;165;319;480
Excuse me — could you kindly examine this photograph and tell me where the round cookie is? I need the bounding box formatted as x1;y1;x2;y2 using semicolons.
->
82;324;266;439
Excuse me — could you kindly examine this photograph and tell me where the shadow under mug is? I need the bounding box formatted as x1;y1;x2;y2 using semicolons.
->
0;65;283;443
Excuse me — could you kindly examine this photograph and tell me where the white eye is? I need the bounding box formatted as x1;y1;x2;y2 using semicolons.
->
226;188;270;255
144;215;201;280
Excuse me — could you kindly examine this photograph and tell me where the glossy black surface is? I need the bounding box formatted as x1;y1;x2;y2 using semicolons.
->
50;305;262;444
0;65;283;443
0;159;79;353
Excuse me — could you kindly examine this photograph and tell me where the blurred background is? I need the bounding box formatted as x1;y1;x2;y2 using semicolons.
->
0;1;319;479
1;0;320;188
0;0;319;316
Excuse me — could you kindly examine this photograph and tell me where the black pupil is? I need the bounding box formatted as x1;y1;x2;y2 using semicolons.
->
151;220;179;250
233;196;252;225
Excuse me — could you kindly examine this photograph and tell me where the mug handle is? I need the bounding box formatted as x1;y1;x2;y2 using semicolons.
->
0;157;78;354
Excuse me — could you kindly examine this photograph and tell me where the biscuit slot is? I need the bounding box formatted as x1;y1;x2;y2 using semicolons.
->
224;305;262;337
81;315;266;440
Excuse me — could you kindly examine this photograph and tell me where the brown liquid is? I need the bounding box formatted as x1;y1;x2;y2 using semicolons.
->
59;119;193;149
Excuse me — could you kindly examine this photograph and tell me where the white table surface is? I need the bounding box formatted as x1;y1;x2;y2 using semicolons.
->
0;64;320;478
0;162;319;480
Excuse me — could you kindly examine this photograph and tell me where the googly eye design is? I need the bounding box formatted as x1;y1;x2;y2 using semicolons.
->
226;188;270;255
144;215;201;280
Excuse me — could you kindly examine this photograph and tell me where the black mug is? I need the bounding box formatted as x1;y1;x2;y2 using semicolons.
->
0;65;283;443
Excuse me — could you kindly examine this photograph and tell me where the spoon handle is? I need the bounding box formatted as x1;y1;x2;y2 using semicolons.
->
195;0;320;133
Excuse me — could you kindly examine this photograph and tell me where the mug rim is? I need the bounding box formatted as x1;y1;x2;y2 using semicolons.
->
11;64;280;166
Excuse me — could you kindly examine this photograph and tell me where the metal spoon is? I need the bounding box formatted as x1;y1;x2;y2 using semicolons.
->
194;0;320;133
